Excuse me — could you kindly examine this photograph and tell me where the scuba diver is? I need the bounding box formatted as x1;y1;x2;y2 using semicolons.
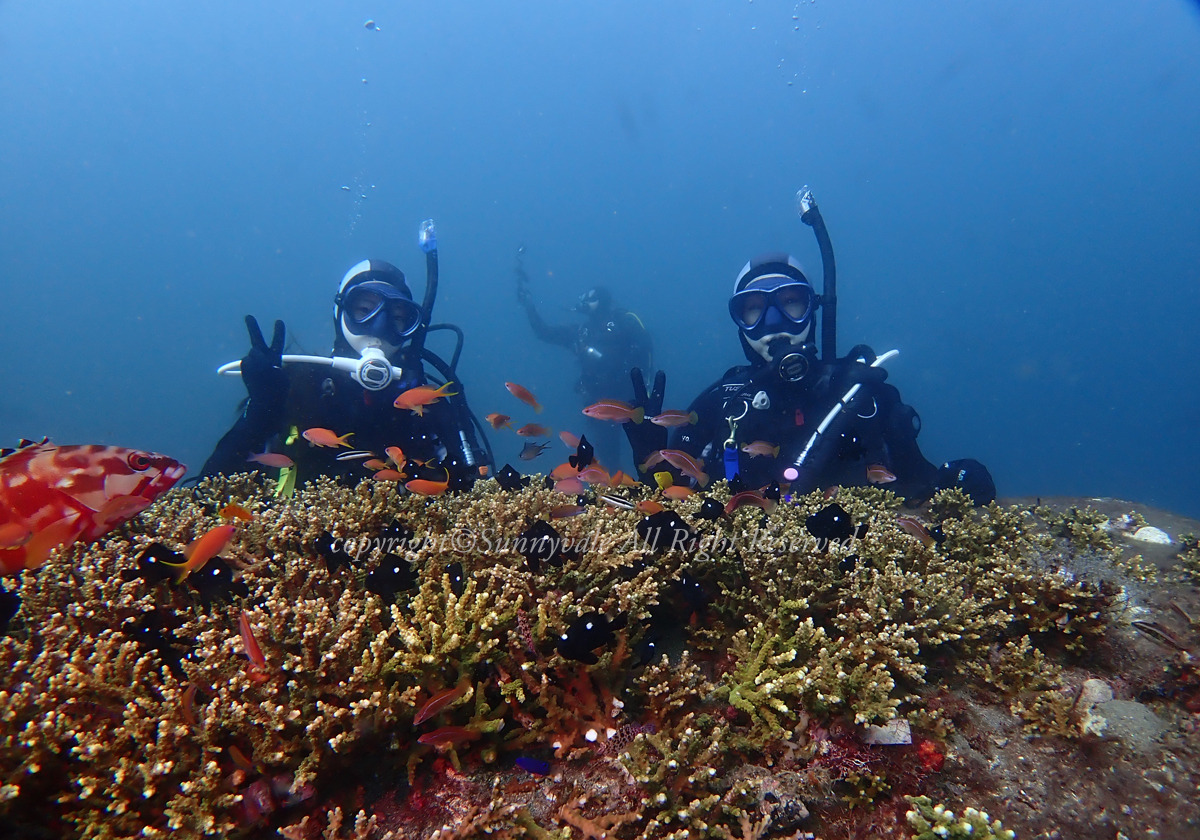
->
623;189;995;505
516;251;652;468
202;221;492;490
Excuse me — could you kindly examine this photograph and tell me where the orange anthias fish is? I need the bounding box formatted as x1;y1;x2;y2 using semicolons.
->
649;410;698;427
658;450;709;488
516;424;553;438
608;470;637;488
394;382;457;416
363;459;389;471
373;469;405;482
559;431;581;448
866;464;897;484
414;683;468;725
636;500;665;515
417;726;481;747
163;523;238;583
385;446;407;470
406;477;450;496
741;441;780;459
220;503;253;522
577;465;611;485
486;413;514;431
550;463;581;481
505;382;543;414
247;451;294;469
0;440;186;575
896;516;935;548
725;490;777;516
638;450;666;474
554;478;587;495
239;611;269;684
663;485;694;500
302;428;354;448
582;400;644;424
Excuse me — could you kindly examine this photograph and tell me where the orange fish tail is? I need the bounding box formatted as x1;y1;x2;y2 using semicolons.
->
631;406;644;424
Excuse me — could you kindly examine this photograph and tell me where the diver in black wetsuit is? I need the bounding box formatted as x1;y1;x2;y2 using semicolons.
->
624;191;995;505
203;228;492;489
516;254;652;468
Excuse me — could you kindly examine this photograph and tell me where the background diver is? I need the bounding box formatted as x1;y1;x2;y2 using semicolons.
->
516;250;652;469
623;189;995;506
203;223;492;489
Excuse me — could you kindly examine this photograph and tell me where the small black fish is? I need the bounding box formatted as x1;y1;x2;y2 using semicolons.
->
0;586;19;633
636;510;694;552
445;561;464;596
930;525;947;546
365;555;418;603
188;557;249;604
377;522;415;553
762;481;782;503
519;441;551;461
728;473;748;494
517;520;566;574
805;503;867;547
837;431;867;462
568;435;594;470
557;612;627;664
674;573;709;613
495;463;528;492
122;542;184;584
314;531;355;571
838;554;858;574
126;610;185;677
697;497;725;521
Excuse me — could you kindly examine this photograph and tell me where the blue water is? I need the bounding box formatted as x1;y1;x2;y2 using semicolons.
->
1;2;1198;513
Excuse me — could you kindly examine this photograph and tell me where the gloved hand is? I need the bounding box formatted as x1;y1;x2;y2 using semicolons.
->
241;315;288;426
831;344;888;390
935;459;996;506
624;367;668;469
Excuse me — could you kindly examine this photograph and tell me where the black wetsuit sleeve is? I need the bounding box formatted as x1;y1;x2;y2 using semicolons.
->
521;301;577;349
874;383;939;500
200;401;283;477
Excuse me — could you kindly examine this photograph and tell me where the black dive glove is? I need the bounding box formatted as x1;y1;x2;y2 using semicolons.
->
830;344;888;391
934;459;996;506
624;367;667;467
240;315;288;430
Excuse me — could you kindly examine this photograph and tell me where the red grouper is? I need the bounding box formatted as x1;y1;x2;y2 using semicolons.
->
0;439;186;574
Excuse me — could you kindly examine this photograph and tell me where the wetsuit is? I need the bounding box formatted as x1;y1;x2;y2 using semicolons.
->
627;346;992;504
202;363;488;486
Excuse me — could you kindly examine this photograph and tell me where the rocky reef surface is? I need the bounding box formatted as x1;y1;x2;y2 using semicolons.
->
1;475;1198;840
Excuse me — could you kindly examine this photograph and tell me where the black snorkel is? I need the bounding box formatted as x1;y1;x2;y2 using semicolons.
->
407;220;495;471
797;187;837;362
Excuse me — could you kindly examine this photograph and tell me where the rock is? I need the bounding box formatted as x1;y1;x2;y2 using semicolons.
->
861;719;911;745
1093;700;1167;755
1129;526;1171;545
1079;678;1114;708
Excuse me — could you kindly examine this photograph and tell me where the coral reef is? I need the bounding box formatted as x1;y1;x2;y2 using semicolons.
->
0;478;1194;839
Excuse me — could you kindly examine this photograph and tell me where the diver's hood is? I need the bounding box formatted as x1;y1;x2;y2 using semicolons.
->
333;259;415;360
733;253;815;365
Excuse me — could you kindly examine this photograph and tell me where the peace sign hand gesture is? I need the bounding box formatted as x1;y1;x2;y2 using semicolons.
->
241;315;289;410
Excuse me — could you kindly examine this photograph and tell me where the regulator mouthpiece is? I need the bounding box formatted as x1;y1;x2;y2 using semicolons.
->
353;347;395;391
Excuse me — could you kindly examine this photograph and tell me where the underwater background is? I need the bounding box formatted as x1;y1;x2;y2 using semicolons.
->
0;1;1198;512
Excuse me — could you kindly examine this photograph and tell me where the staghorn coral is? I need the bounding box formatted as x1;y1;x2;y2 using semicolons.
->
904;796;1016;840
0;477;1152;839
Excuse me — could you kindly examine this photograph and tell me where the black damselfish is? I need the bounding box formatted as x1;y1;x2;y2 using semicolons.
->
365;555;418;603
126;610;185;677
517;520;568;574
188;557;249;604
122;542;185;584
635;510;694;551
0;586;19;633
445;561;465;596
568;435;594;470
557;611;627;664
697;497;725;521
314;531;355;571
804;503;867;544
495;464;528;492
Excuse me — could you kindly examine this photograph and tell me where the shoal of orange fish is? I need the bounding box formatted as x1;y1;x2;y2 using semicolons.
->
505;382;543;414
394;382;457;416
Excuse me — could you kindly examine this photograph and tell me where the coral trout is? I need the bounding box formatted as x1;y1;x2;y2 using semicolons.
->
0;439;185;574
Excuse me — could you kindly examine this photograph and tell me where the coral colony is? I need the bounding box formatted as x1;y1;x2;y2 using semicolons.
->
2;471;1197;840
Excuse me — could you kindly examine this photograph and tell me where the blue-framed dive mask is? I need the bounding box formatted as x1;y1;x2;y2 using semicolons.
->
728;281;814;334
341;280;423;344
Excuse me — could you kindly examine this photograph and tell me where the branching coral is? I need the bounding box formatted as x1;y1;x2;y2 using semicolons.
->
0;475;1145;839
904;795;1016;840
